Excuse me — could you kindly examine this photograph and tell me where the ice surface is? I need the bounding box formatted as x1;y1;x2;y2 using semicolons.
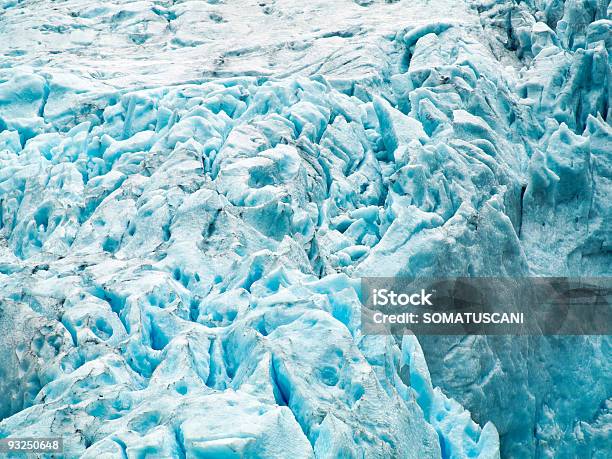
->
0;0;610;457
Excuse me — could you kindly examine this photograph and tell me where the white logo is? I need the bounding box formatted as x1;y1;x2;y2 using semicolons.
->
372;289;433;307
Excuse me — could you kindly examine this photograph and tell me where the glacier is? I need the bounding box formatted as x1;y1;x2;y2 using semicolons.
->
0;0;610;457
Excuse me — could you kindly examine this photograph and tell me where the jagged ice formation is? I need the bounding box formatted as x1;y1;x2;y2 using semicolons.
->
0;0;610;457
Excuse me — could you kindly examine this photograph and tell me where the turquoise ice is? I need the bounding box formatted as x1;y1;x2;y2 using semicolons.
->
0;0;610;457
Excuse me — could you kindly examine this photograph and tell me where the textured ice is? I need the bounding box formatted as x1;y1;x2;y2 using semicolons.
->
0;0;610;458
